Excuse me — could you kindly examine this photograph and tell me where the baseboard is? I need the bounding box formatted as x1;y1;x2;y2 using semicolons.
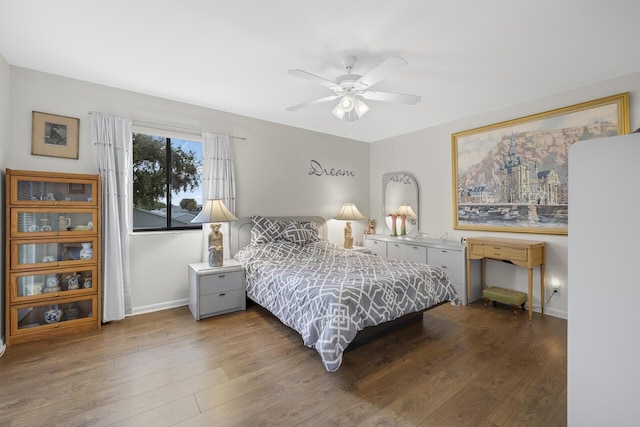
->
542;306;567;320
129;298;189;316
525;304;567;320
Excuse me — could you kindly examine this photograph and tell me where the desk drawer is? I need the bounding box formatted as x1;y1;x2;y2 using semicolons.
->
199;270;244;295
468;242;485;257
484;245;511;260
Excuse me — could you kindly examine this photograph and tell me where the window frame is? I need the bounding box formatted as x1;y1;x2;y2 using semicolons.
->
131;129;203;233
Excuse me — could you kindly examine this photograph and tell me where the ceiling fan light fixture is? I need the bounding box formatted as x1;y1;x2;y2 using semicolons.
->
354;98;369;117
332;102;346;119
339;96;354;111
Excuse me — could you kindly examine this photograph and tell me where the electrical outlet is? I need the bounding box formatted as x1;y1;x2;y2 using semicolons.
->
552;280;560;296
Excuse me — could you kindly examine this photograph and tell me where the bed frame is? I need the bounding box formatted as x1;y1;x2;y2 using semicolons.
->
230;216;447;353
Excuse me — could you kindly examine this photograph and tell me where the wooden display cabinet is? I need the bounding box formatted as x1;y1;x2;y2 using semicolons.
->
5;169;101;346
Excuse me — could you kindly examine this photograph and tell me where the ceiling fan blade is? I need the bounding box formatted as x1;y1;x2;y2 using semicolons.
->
286;94;340;111
355;56;408;89
288;69;340;91
361;90;421;105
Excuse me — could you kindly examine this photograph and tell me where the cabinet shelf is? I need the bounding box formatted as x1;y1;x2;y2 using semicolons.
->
5;169;102;346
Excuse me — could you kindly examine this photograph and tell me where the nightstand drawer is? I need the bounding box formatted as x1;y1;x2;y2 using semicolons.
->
199;270;244;295
199;289;245;317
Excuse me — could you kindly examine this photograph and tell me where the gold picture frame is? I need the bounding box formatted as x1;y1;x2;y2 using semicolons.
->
31;111;80;159
452;92;629;235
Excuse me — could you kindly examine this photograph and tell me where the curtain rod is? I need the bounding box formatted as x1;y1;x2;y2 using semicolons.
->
88;112;246;140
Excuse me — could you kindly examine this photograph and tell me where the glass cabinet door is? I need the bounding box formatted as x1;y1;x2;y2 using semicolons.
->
10;266;97;301
10;175;97;206
11;207;97;237
11;237;98;271
11;296;98;335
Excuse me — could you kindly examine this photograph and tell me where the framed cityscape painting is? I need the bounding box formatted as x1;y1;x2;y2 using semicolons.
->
452;92;629;235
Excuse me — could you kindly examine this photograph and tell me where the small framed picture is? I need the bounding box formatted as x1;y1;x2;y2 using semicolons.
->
31;111;80;159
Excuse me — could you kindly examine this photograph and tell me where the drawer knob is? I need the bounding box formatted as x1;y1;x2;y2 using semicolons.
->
219;293;226;297
218;274;226;278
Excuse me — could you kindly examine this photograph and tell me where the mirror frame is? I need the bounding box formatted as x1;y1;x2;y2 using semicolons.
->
382;171;420;236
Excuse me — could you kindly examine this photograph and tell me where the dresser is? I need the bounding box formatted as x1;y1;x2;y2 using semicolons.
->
465;236;546;320
364;235;481;305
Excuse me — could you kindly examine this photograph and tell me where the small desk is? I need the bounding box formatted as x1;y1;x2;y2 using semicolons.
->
466;236;546;320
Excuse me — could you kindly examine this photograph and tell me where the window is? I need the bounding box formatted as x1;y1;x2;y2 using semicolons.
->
132;132;203;231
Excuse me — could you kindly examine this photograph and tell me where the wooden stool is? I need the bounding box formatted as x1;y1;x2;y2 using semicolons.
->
482;286;527;316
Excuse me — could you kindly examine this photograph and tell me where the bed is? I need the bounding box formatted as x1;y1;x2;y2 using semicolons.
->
232;215;460;371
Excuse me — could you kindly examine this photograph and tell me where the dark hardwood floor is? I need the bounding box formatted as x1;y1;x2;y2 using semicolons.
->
0;301;567;426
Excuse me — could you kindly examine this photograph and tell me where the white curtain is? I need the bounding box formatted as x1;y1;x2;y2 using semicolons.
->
201;131;236;261
91;112;133;322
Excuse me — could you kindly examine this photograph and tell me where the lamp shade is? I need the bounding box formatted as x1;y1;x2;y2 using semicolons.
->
394;204;417;219
191;199;238;223
335;203;366;220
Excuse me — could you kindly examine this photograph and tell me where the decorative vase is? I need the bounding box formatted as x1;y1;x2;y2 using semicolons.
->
389;214;398;237
79;243;93;260
58;215;71;231
400;214;407;236
44;304;63;323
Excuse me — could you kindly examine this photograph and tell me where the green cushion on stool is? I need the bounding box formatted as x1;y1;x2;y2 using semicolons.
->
483;286;527;306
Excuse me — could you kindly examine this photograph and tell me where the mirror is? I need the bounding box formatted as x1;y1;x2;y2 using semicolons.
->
382;171;419;236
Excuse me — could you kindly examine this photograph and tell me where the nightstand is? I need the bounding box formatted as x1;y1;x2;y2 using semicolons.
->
188;260;246;320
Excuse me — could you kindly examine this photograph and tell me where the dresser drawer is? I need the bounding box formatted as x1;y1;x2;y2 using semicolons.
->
388;242;427;264
199;289;245;318
428;247;464;283
365;239;387;257
199;270;244;295
428;247;461;265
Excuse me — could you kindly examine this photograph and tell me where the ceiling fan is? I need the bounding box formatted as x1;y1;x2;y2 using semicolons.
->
286;56;421;122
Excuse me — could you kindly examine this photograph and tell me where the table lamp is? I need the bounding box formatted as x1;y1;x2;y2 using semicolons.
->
394;204;417;236
335;202;366;249
191;199;238;267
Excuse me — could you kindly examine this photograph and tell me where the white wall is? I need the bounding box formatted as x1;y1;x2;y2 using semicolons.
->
370;71;640;319
0;54;10;347
568;133;640;426
6;67;369;313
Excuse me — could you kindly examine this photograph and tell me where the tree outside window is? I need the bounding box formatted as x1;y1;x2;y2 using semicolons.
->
132;133;202;230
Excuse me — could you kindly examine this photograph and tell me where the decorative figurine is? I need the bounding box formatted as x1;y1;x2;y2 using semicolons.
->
66;273;81;290
364;218;376;235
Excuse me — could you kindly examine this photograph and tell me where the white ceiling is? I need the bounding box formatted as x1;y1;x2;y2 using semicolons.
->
1;0;639;143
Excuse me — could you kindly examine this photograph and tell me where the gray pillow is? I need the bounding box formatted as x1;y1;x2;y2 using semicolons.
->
250;215;286;243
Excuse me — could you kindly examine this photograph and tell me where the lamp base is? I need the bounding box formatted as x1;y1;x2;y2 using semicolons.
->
343;237;354;249
208;247;223;267
208;223;224;267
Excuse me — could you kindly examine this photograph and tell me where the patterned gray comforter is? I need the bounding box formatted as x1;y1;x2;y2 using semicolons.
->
235;240;459;371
